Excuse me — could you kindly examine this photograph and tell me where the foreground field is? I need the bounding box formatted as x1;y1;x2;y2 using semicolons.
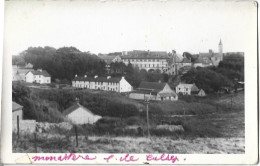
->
13;87;244;153
13;134;244;154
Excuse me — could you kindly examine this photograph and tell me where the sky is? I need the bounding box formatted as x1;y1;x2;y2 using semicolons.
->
4;0;256;56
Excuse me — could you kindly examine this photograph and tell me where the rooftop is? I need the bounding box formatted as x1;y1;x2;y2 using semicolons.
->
138;81;167;91
28;70;51;77
122;50;170;59
63;102;95;116
12;101;23;112
177;83;199;91
73;76;122;83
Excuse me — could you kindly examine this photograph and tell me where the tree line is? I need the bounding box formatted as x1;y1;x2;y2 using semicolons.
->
181;53;244;93
13;46;170;87
13;46;106;81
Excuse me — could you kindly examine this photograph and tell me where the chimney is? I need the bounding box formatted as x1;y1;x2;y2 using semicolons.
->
37;69;42;72
148;50;150;55
84;75;87;78
107;76;111;79
122;76;125;79
75;74;78;78
209;49;213;54
94;75;98;79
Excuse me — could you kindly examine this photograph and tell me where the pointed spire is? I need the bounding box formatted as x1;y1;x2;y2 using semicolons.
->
219;39;222;45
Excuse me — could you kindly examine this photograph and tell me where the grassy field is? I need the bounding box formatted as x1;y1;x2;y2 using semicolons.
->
13;87;244;153
13;134;244;154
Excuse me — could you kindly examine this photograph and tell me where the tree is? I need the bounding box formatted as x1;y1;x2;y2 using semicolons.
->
182;67;233;93
18;46;104;81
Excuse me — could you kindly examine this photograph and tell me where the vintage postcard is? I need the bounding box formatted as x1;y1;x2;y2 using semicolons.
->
1;0;258;165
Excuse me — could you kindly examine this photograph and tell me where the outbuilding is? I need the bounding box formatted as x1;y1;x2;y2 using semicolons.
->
129;81;178;101
63;100;102;125
12;101;23;123
25;69;51;84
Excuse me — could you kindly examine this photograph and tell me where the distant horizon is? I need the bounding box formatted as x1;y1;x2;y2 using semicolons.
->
11;43;245;57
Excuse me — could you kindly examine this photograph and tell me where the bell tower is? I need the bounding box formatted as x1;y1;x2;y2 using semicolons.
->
218;39;223;61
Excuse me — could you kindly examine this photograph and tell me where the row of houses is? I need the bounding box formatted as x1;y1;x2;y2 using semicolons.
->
72;74;206;100
72;75;133;93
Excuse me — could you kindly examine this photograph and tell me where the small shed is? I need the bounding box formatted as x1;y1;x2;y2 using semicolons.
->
63;101;101;125
197;89;206;97
12;101;23;122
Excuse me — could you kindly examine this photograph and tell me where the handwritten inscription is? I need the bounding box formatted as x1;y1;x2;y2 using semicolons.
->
146;154;179;163
31;153;181;164
32;153;96;162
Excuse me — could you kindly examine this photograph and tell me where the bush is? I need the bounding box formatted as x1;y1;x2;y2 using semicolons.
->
125;116;144;126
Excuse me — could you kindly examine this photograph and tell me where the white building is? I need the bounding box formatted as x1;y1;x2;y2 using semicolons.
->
72;75;133;93
63;101;101;125
129;81;178;101
25;69;51;84
121;50;171;73
176;83;199;95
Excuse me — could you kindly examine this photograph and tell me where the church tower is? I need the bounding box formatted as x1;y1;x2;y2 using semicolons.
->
218;39;223;61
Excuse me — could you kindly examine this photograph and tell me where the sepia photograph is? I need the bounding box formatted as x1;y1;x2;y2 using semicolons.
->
3;0;257;161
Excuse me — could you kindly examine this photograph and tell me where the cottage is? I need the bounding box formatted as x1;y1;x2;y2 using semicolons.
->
197;89;206;97
129;81;178;101
25;69;51;84
63;101;102;125
12;101;23;123
176;83;199;95
72;75;133;93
